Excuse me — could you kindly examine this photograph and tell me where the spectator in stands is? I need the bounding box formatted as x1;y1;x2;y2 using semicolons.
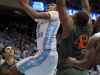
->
0;51;5;65
0;45;25;75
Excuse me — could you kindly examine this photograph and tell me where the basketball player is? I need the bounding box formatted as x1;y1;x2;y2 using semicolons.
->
66;16;100;70
10;0;60;75
56;0;93;75
0;45;25;75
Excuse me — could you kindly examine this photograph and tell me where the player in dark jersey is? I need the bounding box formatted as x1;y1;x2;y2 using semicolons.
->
0;45;24;75
10;0;60;75
66;16;100;70
56;0;92;75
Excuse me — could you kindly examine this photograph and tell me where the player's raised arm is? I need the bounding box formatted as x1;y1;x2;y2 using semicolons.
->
56;0;73;38
82;0;93;33
14;0;51;19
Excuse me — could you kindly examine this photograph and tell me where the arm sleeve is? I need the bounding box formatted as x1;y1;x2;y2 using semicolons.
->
47;11;59;20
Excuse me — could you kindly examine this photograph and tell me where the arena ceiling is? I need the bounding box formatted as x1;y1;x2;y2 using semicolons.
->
0;0;28;16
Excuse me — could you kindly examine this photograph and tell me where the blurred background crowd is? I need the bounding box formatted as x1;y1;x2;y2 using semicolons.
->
0;0;100;75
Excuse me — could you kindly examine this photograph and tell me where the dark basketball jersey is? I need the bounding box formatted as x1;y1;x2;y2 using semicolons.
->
0;60;25;75
57;24;91;70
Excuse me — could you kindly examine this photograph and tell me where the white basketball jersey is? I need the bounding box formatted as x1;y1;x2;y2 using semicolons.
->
36;11;60;51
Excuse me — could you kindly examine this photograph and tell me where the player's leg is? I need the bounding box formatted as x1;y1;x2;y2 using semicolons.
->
10;51;42;75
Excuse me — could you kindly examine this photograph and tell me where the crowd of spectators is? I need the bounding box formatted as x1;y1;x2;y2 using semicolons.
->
0;0;100;74
33;0;100;13
0;16;37;61
0;16;62;61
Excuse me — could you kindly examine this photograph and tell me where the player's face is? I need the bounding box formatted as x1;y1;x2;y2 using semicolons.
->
46;3;57;12
3;46;14;58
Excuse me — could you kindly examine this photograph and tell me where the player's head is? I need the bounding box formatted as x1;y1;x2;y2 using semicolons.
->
71;10;89;27
2;45;14;59
46;3;57;12
93;16;100;32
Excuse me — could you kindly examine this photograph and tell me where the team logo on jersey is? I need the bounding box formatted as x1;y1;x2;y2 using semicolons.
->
2;69;10;74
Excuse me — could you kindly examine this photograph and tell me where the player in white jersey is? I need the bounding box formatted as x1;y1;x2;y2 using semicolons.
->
66;16;100;70
10;0;60;75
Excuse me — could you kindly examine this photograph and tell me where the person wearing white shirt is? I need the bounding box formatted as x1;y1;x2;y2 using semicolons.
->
10;0;60;75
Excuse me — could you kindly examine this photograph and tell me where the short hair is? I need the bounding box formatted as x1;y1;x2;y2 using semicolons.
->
2;46;7;59
76;10;89;26
2;45;14;59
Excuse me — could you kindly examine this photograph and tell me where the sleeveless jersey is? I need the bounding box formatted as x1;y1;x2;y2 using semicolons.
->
57;24;91;69
16;11;60;75
36;11;60;51
0;60;24;75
